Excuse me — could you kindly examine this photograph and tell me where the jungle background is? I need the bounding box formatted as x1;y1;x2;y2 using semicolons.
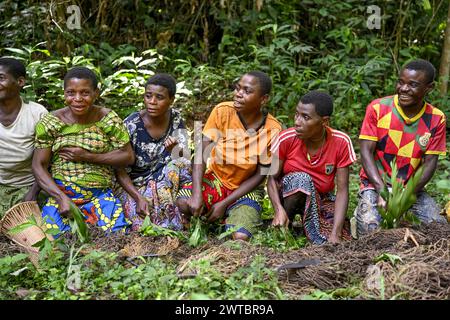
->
0;0;450;300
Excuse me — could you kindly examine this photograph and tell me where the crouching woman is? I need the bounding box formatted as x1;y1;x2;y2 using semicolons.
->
268;91;356;244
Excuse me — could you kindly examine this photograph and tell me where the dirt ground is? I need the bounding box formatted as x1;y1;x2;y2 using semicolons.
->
1;222;449;299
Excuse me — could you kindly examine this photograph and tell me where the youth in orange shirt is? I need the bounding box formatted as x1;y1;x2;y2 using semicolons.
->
177;71;281;240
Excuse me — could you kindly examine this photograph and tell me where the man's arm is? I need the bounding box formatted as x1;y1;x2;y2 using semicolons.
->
360;139;387;208
23;148;46;202
415;154;439;193
360;139;384;191
58;143;135;167
22;181;41;202
329;166;350;244
32;148;72;216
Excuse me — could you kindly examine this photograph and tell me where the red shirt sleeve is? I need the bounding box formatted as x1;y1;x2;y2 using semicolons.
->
271;132;288;161
359;101;379;141
426;114;447;155
336;136;356;168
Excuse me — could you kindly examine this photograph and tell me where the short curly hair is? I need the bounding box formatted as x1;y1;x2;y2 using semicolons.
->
0;57;26;79
300;90;333;117
145;73;177;98
64;67;98;90
245;71;272;96
402;59;436;84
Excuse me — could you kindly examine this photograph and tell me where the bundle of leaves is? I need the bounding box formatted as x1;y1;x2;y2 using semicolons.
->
139;216;185;239
379;161;423;229
188;216;208;248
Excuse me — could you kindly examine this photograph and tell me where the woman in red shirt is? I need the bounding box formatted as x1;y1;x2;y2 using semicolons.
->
268;91;356;244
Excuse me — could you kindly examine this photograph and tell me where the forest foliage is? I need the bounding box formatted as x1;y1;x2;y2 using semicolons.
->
1;0;449;207
1;0;449;131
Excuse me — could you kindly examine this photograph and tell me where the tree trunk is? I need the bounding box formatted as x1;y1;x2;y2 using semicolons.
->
438;0;450;96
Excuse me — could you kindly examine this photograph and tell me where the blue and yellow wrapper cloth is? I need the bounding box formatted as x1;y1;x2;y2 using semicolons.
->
42;179;130;237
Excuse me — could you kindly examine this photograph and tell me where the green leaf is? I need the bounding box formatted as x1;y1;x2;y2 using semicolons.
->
375;253;403;265
188;217;207;247
422;0;431;10
69;202;89;243
191;293;211;300
34;49;51;56
8;222;34;235
31;238;47;249
139;217;184;239
379;185;389;202
46;228;61;236
436;179;450;192
404;212;421;226
319;8;328;16
137;58;156;67
140;216;151;230
217;225;239;240
4;47;27;56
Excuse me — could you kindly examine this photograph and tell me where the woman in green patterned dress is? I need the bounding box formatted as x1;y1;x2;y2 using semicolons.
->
32;67;134;236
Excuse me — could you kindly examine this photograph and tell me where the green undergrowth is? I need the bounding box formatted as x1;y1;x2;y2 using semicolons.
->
0;245;284;300
251;226;308;252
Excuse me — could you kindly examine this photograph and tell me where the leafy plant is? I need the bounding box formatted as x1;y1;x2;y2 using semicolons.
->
374;253;403;266
139;216;185;239
379;161;424;229
302;287;362;300
100;50;161;118
251;226;307;252
0;246;285;300
260;193;275;220
217;225;239;240
433;159;450;205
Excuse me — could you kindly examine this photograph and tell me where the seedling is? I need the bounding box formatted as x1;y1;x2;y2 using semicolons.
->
379;161;423;229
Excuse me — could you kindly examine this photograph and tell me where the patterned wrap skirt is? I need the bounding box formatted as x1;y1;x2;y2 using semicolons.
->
120;158;192;231
42;179;130;237
281;172;351;244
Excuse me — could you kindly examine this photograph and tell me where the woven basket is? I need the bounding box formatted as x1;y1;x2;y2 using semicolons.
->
0;201;53;266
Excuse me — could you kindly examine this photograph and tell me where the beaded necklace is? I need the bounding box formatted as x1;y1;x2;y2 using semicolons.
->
306;129;327;165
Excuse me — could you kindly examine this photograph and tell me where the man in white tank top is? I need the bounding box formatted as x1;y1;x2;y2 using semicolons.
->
0;57;48;217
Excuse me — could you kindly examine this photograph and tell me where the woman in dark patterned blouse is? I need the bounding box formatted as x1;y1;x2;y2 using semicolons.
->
116;74;191;231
